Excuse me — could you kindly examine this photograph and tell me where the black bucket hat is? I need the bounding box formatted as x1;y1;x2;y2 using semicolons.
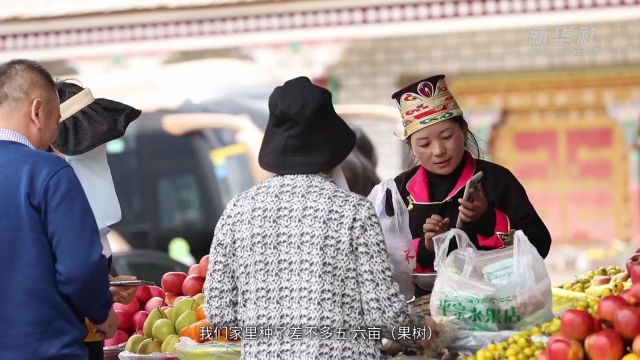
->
258;76;356;175
53;81;141;155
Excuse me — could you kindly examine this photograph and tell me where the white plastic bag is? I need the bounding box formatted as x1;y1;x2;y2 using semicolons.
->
368;179;416;300
430;229;552;331
448;330;519;353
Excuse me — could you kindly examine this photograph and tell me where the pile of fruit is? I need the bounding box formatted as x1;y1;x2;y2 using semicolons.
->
534;259;640;359
470;257;640;360
104;255;219;355
554;266;628;297
469;318;560;360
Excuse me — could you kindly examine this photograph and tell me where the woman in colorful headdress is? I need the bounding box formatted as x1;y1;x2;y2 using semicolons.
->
383;75;552;298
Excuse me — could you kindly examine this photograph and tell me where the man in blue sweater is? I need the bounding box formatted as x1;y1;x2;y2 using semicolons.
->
0;59;117;359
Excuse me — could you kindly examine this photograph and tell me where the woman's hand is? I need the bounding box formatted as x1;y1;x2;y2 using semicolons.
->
457;185;488;224
422;215;450;250
109;275;137;304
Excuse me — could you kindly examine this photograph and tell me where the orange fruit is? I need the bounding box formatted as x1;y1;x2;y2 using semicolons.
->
179;324;200;342
196;305;206;321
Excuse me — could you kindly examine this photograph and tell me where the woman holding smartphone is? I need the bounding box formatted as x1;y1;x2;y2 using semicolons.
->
380;74;552;297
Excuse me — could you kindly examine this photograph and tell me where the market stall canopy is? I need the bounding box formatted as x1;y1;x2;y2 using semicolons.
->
0;0;296;20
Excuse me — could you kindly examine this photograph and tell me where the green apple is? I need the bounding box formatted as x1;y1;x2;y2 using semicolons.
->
193;293;205;307
143;308;166;338
124;334;146;354
137;338;162;355
173;297;197;322
174;310;197;333
152;318;176;342
161;334;180;353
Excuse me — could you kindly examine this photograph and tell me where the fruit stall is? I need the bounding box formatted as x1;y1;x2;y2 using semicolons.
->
421;258;640;360
105;255;241;360
104;248;640;360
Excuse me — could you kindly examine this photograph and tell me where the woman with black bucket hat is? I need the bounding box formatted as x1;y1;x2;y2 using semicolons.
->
204;76;432;358
54;80;141;360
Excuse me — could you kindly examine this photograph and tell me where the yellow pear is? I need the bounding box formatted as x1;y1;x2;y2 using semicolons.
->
161;334;180;353
173;298;196;323
124;334;146;354
175;310;197;333
143;308;166;338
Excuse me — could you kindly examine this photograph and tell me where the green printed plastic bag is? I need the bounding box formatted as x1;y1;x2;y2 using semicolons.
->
429;229;552;331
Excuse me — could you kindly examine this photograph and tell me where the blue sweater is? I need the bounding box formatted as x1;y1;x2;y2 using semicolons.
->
0;141;113;359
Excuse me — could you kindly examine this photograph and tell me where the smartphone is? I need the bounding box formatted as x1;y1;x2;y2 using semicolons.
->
109;280;156;287
455;171;484;228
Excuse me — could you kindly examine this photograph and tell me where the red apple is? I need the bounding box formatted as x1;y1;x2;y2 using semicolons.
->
182;275;205;296
546;333;567;343
113;298;139;316
115;309;132;332
596;295;629;325
161;272;187;295
165;292;178;306
627;254;640;279
148;285;165;299
626;284;640;305
135;329;144;336
614;306;640;340
593;317;604;331
198;255;209;278
560;309;596;341
144;296;165;313
135;286;152;306
633;334;640;355
631;262;640;284
188;264;200;276
104;329;129;346
584;329;624;360
131;310;149;332
546;337;584;360
621;289;636;306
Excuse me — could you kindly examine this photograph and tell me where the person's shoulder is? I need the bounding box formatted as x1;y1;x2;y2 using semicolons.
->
475;158;515;177
475;158;523;189
393;165;420;187
0;142;69;173
32;151;72;176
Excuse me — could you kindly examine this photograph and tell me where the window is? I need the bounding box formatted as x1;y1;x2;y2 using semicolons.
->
157;174;204;229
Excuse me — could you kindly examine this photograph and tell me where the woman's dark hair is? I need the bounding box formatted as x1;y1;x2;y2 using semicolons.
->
352;127;378;168
405;116;481;159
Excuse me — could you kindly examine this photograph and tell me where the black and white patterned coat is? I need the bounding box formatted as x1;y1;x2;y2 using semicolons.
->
204;174;420;359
